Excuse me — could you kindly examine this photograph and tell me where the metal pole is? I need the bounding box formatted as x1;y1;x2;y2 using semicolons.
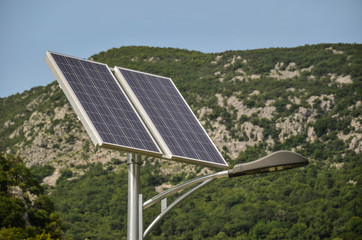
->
127;153;141;240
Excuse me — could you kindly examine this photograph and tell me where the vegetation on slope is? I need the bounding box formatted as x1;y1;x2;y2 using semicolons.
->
49;146;361;240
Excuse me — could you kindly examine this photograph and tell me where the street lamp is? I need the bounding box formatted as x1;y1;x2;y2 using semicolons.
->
140;150;308;239
228;150;309;177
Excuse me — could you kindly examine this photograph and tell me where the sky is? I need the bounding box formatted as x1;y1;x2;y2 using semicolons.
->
0;0;361;98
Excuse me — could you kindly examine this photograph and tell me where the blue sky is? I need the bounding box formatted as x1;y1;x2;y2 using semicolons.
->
0;0;361;98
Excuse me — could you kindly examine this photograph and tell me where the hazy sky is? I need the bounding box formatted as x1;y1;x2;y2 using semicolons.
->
0;0;361;98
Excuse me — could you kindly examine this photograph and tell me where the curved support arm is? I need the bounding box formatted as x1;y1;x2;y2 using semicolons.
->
143;178;215;238
143;170;228;209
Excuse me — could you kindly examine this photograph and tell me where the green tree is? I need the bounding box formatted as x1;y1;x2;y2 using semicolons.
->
0;152;63;239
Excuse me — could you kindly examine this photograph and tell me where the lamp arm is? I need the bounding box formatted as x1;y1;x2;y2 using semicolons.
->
143;170;228;209
143;178;215;238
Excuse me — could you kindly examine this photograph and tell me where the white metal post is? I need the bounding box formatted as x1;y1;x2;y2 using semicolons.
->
139;194;143;240
127;153;141;240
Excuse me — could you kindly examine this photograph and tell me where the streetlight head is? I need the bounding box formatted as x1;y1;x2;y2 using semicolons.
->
228;150;308;178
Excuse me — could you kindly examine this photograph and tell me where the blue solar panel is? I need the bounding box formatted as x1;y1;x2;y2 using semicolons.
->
115;67;228;168
46;52;162;156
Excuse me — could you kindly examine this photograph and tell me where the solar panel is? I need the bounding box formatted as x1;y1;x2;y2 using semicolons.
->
114;67;228;169
45;52;162;157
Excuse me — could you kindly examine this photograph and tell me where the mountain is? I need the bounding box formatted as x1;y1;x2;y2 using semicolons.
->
0;44;361;239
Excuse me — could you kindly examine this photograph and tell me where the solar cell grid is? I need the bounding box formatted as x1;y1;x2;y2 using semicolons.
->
46;52;161;156
47;51;228;168
115;67;228;168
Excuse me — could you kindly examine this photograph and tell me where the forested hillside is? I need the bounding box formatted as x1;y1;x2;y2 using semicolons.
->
1;44;361;239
